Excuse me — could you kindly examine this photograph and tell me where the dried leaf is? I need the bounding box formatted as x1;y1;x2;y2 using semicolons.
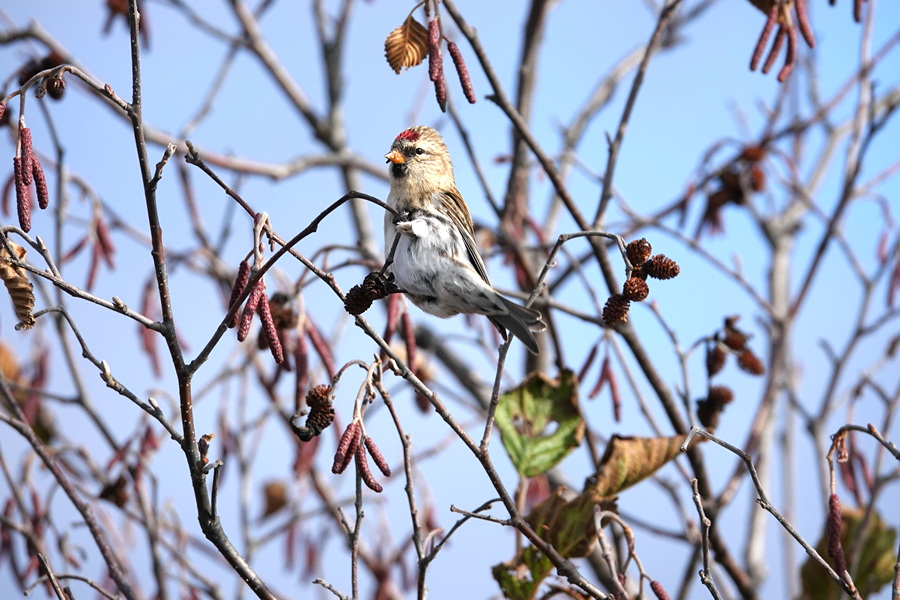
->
589;435;689;497
261;480;288;518
799;506;896;599
384;15;429;74
0;240;35;329
525;486;617;559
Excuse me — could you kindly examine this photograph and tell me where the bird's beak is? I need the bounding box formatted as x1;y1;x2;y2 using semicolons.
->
385;149;405;165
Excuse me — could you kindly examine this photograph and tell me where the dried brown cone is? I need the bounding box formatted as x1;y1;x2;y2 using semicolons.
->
0;239;36;329
708;385;735;406
625;238;652;265
344;272;392;315
602;294;630;327
332;421;361;474
384;15;429;73
722;327;749;351
645;254;680;280
293;385;335;442
696;398;721;431
622;277;649;302
697;385;735;430
46;76;66;100
737;349;765;375
706;343;727;377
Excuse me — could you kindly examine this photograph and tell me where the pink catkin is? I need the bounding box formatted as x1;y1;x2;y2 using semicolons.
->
650;580;671;600
13;157;31;232
31;155;49;210
356;442;383;493
19;127;34;186
332;421;361;474
447;42;476;103
427;18;442;82
795;0;815;48
826;493;847;577
227;260;251;328
777;22;799;82
364;436;391;477
305;319;336;380
750;6;778;71
400;311;416;371
762;27;786;74
237;278;265;342
256;294;284;364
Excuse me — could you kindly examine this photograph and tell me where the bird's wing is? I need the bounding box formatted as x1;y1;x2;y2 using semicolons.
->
437;188;492;286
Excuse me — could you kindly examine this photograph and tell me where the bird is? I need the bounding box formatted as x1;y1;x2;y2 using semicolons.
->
383;125;545;354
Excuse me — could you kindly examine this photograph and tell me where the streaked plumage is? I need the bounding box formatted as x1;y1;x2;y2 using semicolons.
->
384;126;545;354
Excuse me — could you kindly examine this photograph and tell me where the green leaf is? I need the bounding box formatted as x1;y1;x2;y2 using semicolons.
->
495;370;585;477
492;545;554;600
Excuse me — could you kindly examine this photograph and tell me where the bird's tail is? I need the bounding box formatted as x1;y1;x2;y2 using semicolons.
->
491;299;546;354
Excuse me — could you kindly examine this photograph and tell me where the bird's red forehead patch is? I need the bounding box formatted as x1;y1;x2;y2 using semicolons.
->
395;128;420;143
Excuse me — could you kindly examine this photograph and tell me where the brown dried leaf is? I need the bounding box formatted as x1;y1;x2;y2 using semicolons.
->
0;240;35;329
262;480;288;518
384;15;429;74
590;435;692;497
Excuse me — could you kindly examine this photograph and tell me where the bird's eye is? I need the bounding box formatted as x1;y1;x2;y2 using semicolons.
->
415;147;425;155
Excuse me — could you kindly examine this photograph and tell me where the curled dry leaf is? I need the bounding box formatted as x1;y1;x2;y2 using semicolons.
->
0;239;36;329
590;435;694;497
384;15;429;74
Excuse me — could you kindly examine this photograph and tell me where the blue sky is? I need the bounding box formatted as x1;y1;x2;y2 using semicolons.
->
1;1;899;598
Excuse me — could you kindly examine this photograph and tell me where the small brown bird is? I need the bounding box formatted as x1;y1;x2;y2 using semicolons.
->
383;125;545;354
